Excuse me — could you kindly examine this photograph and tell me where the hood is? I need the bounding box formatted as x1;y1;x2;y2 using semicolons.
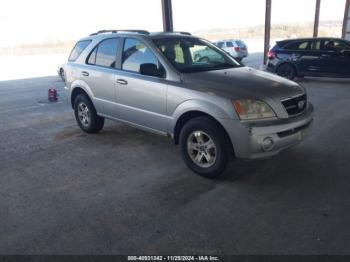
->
182;66;305;102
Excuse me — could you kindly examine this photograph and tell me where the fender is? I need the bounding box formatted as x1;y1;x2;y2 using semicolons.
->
69;79;94;106
170;99;242;153
171;99;236;126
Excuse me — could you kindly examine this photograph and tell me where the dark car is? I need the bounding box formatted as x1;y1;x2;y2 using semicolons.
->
266;37;350;80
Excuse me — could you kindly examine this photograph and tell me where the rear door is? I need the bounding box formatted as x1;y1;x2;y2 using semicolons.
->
81;37;121;116
282;40;319;74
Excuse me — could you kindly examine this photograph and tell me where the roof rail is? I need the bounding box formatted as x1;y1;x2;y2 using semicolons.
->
175;31;191;35
90;30;150;36
152;31;192;36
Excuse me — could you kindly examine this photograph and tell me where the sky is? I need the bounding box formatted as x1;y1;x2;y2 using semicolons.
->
0;0;346;47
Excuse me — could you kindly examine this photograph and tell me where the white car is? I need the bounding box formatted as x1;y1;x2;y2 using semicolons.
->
214;40;248;61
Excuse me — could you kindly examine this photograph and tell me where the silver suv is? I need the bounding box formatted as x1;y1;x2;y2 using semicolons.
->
214;40;248;61
65;30;313;178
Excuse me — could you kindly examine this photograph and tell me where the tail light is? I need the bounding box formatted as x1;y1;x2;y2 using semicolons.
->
267;51;275;59
234;47;240;52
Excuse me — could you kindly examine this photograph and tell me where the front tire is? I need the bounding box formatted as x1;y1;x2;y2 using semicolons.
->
179;116;230;178
74;94;104;133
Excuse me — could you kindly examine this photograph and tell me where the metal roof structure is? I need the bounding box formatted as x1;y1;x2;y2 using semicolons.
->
160;0;350;64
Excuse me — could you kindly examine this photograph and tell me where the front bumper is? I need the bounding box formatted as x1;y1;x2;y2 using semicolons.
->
221;103;314;159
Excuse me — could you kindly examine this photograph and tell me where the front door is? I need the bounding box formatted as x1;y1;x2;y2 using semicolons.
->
114;38;168;133
318;39;350;75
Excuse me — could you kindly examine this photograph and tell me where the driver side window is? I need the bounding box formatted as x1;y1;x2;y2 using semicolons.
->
322;40;347;52
122;38;161;73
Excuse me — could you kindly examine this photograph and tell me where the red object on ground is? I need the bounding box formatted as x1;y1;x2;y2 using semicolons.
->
48;88;58;101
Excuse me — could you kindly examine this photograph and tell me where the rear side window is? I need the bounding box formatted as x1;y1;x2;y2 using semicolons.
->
68;40;91;62
87;38;119;68
311;41;321;51
284;41;310;50
217;42;224;48
226;42;234;47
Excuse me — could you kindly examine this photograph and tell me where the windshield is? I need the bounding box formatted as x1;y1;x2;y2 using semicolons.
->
153;37;242;73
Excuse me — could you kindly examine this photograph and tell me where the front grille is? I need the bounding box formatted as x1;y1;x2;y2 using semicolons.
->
282;94;307;116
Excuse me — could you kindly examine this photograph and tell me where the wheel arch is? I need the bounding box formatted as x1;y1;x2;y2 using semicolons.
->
70;86;93;108
276;61;299;76
173;110;235;156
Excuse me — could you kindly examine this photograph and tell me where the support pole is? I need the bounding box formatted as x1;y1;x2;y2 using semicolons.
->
342;0;350;39
313;0;321;37
161;0;173;32
264;0;272;65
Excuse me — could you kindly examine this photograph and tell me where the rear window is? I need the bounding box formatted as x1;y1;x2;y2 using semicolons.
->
226;42;234;47
236;40;246;47
68;40;91;62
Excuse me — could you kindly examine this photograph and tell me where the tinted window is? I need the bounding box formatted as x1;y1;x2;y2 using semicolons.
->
68;40;91;61
217;42;224;48
226;42;234;47
87;48;97;64
284;41;310;50
311;41;321;51
323;40;347;51
94;38;119;67
122;38;159;73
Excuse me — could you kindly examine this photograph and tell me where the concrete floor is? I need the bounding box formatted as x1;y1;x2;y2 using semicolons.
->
1;75;350;255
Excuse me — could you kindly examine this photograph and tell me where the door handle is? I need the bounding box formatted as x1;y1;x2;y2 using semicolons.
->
81;71;89;76
116;79;128;85
321;54;330;58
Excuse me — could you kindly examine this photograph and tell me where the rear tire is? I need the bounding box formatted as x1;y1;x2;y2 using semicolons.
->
74;94;104;133
276;63;296;80
179;116;230;178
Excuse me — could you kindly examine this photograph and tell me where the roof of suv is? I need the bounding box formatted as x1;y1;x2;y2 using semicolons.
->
82;30;194;40
277;37;348;44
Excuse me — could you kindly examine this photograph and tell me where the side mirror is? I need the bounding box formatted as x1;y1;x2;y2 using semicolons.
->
140;63;164;78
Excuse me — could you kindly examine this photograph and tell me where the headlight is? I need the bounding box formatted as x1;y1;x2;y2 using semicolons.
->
233;99;276;120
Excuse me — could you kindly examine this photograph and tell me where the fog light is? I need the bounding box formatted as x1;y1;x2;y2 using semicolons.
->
262;137;274;151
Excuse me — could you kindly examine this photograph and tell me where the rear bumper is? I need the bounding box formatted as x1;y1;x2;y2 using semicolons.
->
266;62;277;73
221;103;314;159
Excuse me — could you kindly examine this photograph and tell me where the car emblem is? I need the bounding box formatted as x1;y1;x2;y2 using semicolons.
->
298;100;306;109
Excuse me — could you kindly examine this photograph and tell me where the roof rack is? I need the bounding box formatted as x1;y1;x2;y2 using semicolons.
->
90;30;150;36
152;31;192;36
174;31;191;35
